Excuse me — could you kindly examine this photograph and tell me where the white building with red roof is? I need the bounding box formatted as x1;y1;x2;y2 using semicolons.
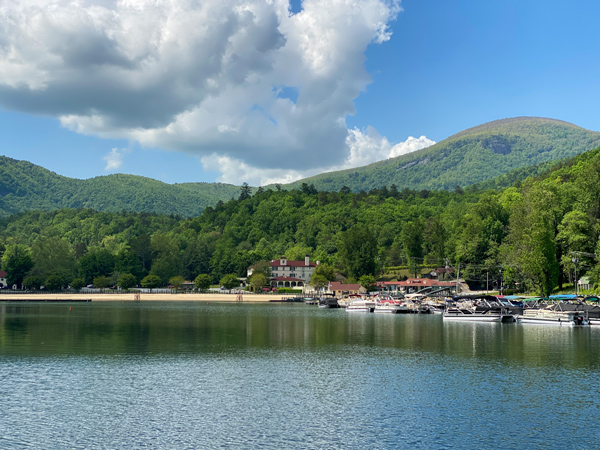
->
377;278;455;294
248;256;318;289
0;270;7;288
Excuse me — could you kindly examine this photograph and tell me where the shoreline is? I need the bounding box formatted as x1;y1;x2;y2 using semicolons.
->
0;293;288;302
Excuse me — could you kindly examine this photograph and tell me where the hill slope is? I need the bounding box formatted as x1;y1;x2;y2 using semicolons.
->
0;157;240;217
285;117;600;192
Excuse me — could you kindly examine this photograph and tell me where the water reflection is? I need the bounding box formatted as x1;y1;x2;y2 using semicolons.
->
1;302;600;370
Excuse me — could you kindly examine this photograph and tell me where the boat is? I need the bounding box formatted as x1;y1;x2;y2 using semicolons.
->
519;304;590;326
442;295;517;322
346;295;376;313
442;307;514;322
318;294;340;308
373;294;407;314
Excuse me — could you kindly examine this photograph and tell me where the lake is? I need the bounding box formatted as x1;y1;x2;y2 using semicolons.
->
1;302;599;448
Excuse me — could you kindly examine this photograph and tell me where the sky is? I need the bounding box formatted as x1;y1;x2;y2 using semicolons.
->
0;0;599;186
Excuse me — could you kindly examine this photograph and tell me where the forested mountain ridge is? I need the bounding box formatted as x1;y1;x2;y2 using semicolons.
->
2;117;599;217
285;117;600;192
3;144;600;297
0;156;241;217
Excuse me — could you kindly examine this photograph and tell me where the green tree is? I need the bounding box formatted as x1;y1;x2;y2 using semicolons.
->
400;220;424;277
169;275;185;291
70;278;86;291
194;273;212;291
93;275;110;289
45;274;64;291
239;182;252;201
338;225;378;279
248;272;268;291
502;185;559;296
3;245;33;289
220;274;240;290
117;273;137;290
141;274;162;290
359;274;377;292
23;275;45;290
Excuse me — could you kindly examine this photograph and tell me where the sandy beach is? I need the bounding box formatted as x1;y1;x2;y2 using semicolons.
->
0;292;290;302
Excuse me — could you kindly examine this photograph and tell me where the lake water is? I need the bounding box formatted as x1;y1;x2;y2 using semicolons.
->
1;302;600;449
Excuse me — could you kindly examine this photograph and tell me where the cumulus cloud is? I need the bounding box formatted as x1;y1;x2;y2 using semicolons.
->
0;0;429;181
103;147;128;171
203;129;434;186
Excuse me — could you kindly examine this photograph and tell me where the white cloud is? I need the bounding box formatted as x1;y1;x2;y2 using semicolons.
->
103;147;127;171
203;130;435;186
0;0;429;182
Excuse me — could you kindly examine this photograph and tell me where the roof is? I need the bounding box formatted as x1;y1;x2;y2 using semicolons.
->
271;276;305;282
329;282;362;291
270;260;317;268
0;270;6;277
378;278;455;287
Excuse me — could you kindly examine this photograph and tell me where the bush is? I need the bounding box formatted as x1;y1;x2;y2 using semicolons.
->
70;278;86;291
117;273;137;290
194;274;212;291
45;274;64;291
141;274;162;290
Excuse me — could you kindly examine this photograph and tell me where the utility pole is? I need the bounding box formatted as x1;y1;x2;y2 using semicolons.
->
572;257;579;295
455;263;460;295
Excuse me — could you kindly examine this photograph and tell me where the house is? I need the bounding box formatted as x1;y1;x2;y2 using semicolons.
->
0;270;7;288
428;267;456;280
248;256;318;289
328;282;366;296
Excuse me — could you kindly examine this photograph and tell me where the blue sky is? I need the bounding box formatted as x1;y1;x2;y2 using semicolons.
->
0;0;598;186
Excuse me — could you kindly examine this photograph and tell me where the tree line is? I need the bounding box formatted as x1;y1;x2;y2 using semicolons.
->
2;146;600;296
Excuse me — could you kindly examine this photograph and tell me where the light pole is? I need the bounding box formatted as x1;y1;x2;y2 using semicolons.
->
572;257;579;295
499;269;503;295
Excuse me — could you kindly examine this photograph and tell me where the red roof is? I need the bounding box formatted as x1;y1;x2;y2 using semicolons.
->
0;270;6;278
378;278;454;287
270;259;317;268
329;282;362;291
272;276;304;282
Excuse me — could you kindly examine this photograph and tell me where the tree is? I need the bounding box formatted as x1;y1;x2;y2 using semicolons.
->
141;274;162;290
239;182;252;201
220;274;240;290
45;274;64;291
169;275;185;291
3;246;33;289
248;272;268;291
338;225;378;279
359;274;377;292
194;273;212;291
70;278;86;291
23;275;45;290
400;220;424;277
502;185;559;296
117;273;137;290
93;275;110;289
310;263;336;292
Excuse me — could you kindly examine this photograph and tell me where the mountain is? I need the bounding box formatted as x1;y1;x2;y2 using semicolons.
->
284;117;600;192
0;157;241;217
2;117;599;217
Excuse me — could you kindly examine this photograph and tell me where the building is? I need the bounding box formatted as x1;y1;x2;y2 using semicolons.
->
377;278;456;294
328;282;366;296
248;256;318;289
0;270;6;288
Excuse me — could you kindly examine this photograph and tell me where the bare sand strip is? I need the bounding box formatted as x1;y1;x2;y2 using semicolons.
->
0;293;290;302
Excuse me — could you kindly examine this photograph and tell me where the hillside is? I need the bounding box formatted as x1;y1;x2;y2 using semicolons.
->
285;117;600;192
0;157;241;217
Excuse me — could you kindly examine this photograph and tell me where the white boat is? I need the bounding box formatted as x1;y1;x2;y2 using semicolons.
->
519;308;589;326
346;295;376;313
373;295;407;314
443;307;515;322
